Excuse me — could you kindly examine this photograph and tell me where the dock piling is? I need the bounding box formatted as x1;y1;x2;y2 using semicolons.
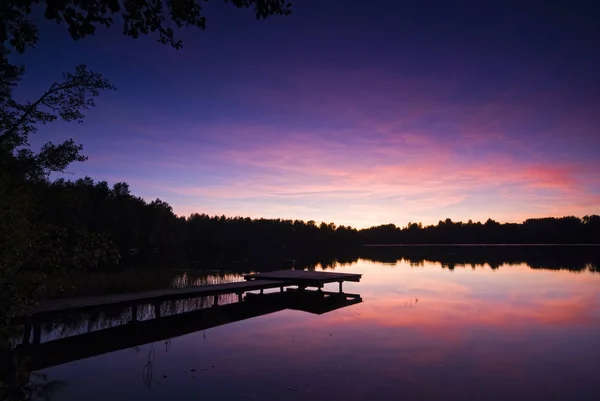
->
131;305;138;322
32;322;41;344
22;323;32;345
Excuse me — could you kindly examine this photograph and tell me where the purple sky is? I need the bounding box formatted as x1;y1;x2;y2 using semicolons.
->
16;0;600;228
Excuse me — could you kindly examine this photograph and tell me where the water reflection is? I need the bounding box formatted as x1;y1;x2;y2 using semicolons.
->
358;245;600;272
8;247;600;400
269;245;600;272
171;271;242;288
13;289;362;375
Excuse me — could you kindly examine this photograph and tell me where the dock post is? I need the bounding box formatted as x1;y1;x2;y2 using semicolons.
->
280;286;284;292
339;281;343;293
260;289;264;295
237;292;243;303
213;294;219;306
22;323;32;345
154;303;161;319
32;322;41;345
131;305;138;322
317;283;323;292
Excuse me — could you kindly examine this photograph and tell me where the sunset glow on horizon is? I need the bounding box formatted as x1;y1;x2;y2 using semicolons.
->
18;1;600;228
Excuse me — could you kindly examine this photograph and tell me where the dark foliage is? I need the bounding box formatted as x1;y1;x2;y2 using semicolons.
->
1;0;291;97
0;2;294;397
0;0;292;322
360;216;600;245
15;176;360;267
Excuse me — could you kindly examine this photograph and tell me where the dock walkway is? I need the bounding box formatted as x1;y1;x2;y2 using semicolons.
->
23;270;362;320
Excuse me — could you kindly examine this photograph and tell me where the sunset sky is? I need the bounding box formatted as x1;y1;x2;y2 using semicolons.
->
16;0;600;228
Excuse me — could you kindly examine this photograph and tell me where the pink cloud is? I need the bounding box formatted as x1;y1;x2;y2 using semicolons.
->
75;66;599;226
143;125;599;226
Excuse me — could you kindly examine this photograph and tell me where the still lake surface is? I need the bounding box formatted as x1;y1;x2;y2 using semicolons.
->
30;247;600;401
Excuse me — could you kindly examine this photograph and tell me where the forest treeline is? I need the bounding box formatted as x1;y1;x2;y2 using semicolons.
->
21;176;361;266
8;175;599;273
360;216;600;245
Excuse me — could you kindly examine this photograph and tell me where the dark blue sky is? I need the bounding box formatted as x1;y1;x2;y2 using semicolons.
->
15;0;600;227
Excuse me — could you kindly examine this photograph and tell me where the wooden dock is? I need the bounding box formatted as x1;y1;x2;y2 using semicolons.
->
14;289;362;371
3;270;364;383
21;269;362;321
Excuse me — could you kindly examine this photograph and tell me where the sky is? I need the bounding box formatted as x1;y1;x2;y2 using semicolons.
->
14;0;600;228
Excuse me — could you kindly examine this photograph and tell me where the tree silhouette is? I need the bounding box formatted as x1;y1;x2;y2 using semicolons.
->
359;216;600;244
0;0;293;346
1;65;115;179
1;0;292;97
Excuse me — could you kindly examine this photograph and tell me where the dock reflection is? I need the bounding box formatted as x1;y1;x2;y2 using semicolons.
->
14;289;362;372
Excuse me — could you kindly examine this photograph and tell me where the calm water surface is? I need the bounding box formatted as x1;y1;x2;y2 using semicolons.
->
33;258;600;400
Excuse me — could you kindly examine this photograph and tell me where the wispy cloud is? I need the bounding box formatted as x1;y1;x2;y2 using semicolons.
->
73;66;599;227
121;121;598;227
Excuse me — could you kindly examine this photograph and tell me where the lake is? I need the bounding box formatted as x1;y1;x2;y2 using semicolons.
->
22;247;600;400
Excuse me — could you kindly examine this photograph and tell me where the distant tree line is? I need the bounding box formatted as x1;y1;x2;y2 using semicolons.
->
360;217;600;245
7;174;599;274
